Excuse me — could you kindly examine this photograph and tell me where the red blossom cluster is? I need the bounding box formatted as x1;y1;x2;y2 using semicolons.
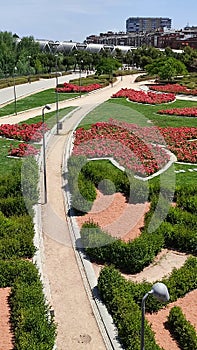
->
9;143;39;157
56;82;102;93
157;107;197;117
0;122;48;142
150;84;197;96
112;88;175;104
159;126;197;163
73;120;171;176
73;120;197;175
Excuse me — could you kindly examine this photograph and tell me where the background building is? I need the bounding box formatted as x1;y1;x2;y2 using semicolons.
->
126;17;172;33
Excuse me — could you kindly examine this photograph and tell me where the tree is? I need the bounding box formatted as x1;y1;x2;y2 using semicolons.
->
95;57;121;76
145;57;188;81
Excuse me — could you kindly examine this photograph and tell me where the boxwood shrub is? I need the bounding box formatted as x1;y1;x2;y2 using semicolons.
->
0;260;56;349
168;306;197;350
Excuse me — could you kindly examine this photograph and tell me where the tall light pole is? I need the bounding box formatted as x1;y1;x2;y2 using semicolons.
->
79;59;83;97
55;54;59;134
42;105;51;204
141;282;170;350
13;66;17;115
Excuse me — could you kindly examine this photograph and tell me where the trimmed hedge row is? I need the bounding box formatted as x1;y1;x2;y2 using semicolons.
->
168;306;197;350
0;212;35;259
81;221;164;273
0;260;56;349
97;266;161;350
98;257;197;349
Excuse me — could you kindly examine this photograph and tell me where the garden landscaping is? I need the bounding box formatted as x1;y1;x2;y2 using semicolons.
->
0;74;196;350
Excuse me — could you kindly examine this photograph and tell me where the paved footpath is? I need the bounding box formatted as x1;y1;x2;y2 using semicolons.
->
0;74;149;350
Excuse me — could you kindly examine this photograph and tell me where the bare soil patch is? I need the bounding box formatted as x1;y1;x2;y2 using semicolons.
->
0;288;13;350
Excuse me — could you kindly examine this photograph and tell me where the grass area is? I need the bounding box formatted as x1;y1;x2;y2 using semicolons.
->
0;138;20;176
0;89;80;117
78;98;197;129
20;106;76;128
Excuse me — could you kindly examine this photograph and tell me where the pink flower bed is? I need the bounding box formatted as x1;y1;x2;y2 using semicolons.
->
112;88;175;105
0;122;48;142
9;143;39;157
72;119;197;175
150;84;197;96
56;82;102;93
157;107;197;117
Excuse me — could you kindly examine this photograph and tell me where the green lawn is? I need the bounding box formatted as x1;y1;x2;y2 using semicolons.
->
78;98;197;128
0;89;80;117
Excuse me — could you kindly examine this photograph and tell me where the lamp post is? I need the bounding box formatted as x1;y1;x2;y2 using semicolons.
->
79;59;83;97
55;54;59;134
42;105;51;204
141;282;170;350
13;66;17;115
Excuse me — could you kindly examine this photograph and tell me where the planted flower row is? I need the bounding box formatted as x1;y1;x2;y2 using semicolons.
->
0;122;48;142
112;88;175;104
157;107;197;118
73;120;197;174
9;143;39;157
150;84;197;96
56;82;102;93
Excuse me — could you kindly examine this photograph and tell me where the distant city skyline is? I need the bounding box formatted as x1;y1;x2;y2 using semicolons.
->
1;0;196;42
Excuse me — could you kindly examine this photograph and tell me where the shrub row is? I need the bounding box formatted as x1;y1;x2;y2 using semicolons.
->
168;306;197;350
98;266;161;350
81;221;164;273
0;260;56;349
97;257;197;349
0;212;35;259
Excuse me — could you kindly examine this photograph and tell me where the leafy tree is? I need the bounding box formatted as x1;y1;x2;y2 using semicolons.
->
95;57;121;75
145;57;188;81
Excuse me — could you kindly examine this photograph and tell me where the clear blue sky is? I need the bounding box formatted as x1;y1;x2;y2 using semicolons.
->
1;0;196;43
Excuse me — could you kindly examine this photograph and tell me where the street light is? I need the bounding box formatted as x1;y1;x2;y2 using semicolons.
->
42;105;51;204
79;59;83;97
13;66;17;115
55;54;59;134
141;282;170;350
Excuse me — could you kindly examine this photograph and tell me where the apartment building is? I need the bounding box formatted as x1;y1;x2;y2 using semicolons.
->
126;17;172;33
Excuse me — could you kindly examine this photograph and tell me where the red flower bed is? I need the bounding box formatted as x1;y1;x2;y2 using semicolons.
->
72;119;197;175
112;88;175;104
56;82;102;93
73;120;171;176
150;84;197;96
157;107;197;117
9;143;39;157
0;122;48;142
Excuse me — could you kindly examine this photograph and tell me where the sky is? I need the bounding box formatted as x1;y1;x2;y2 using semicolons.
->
1;0;197;43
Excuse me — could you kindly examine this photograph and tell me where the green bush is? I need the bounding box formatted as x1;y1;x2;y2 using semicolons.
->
81;222;164;273
168;306;197;350
0;196;28;216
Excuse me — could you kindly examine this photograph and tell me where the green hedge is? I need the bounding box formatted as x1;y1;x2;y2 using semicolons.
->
0;212;35;259
0;260;56;349
81;221;164;273
98;257;197;349
98;266;161;350
168;306;197;350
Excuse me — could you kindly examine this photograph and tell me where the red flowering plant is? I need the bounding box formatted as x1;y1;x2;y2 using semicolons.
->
112;88;175;104
150;84;197;96
72;119;197;176
73;120;171;177
0;122;48;142
157;107;197;118
56;82;102;93
8;143;39;157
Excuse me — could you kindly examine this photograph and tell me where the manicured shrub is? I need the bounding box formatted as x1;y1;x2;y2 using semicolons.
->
168;306;197;350
0;196;27;217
